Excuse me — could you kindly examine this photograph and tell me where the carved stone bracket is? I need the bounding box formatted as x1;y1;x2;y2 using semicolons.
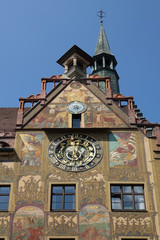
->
112;212;157;237
46;212;78;236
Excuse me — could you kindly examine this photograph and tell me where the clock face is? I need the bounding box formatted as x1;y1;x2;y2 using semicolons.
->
66;101;87;114
48;134;102;172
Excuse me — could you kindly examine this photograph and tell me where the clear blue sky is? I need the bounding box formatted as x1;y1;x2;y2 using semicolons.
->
0;0;160;123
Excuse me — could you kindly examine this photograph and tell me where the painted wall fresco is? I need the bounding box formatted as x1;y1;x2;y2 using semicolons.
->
20;133;42;166
26;103;68;128
79;204;110;240
84;103;126;128
12;206;44;239
109;132;137;167
25;81;127;128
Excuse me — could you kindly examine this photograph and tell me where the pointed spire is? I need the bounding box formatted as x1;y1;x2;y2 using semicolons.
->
94;22;112;56
92;10;120;93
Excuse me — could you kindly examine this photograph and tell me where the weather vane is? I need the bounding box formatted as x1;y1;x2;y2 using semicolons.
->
97;9;106;23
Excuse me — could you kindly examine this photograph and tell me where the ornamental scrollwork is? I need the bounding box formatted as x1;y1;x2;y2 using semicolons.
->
79;180;106;207
108;166;145;181
48;167;100;183
46;212;78;236
0;163;14;182
0;217;10;235
112;212;156;237
16;176;45;204
19;165;41;175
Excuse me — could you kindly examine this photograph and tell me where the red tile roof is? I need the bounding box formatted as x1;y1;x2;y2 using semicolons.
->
0;108;30;131
0;108;18;131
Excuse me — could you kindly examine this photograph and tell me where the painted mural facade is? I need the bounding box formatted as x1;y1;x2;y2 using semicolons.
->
26;82;127;129
0;80;158;240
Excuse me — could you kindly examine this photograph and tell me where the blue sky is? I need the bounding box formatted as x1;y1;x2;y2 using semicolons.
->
0;0;160;123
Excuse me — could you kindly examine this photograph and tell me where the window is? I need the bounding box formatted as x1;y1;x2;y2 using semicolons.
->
111;185;145;211
51;185;75;211
72;114;81;128
121;239;147;240
0;185;10;211
50;239;75;240
97;59;103;69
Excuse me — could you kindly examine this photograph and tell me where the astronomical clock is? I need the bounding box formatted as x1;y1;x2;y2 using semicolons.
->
48;133;102;172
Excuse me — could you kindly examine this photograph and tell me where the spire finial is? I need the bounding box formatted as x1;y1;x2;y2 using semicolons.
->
97;9;106;23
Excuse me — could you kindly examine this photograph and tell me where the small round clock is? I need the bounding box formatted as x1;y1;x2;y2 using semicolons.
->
66;101;87;114
48;134;102;172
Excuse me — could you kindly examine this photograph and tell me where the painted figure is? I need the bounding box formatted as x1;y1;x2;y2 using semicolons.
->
20;134;42;166
109;132;137;167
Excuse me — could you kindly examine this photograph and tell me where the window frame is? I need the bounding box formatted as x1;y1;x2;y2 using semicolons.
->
0;185;11;212
47;237;78;240
111;184;146;212
50;184;76;212
0;236;9;240
121;237;147;240
119;237;150;240
72;114;81;128
50;239;76;240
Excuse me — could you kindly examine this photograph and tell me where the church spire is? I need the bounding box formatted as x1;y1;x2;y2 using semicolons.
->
92;10;120;94
94;22;112;56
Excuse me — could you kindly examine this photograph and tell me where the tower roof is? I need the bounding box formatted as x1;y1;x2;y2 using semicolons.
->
57;45;93;67
94;23;112;56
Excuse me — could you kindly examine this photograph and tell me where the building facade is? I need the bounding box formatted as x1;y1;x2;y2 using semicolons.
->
0;20;160;240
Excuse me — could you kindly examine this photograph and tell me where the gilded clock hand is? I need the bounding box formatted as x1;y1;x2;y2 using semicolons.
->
72;142;80;159
73;146;78;159
74;104;78;110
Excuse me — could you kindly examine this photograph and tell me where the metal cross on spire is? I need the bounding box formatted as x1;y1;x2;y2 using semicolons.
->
97;9;106;23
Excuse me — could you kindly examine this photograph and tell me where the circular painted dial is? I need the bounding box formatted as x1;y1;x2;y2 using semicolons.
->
48;134;102;172
66;101;87;114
